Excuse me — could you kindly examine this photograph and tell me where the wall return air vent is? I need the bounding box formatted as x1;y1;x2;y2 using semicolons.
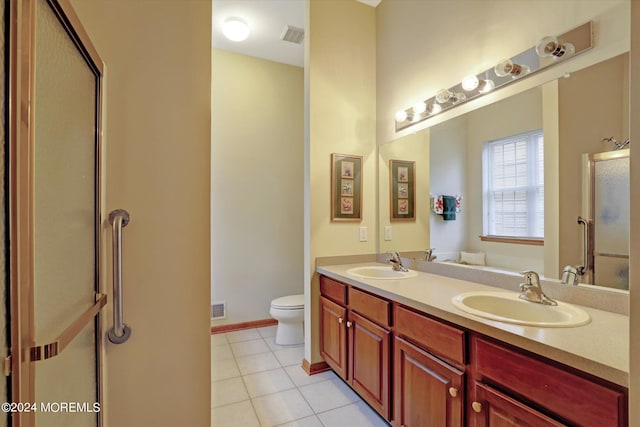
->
211;301;226;320
281;25;304;44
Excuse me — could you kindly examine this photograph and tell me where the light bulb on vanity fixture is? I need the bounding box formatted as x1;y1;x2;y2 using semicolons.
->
494;59;530;78
395;110;408;122
435;89;466;104
426;102;442;115
461;75;495;93
536;36;575;59
413;101;427;115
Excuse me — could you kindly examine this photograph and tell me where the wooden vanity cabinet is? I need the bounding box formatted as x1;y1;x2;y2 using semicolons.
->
470;336;628;427
318;275;628;427
319;295;348;378
393;305;466;427
319;276;392;419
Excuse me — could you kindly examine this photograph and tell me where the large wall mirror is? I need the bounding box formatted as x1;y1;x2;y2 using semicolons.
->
378;49;630;291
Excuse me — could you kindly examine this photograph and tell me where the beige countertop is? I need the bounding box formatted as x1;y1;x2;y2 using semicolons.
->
317;262;629;387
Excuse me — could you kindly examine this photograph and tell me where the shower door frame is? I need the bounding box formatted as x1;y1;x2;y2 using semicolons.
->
8;1;106;426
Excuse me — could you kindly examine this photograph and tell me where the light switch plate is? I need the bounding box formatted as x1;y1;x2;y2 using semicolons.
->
384;226;392;241
359;226;367;242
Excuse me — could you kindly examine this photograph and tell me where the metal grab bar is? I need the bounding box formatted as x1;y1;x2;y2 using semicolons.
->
108;209;132;344
577;216;592;276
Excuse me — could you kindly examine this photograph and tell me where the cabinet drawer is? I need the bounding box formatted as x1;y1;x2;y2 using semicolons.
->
394;305;466;366
320;276;347;306
472;337;627;427
349;287;390;328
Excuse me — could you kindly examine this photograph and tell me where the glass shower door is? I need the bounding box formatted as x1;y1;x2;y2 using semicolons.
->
33;0;101;425
590;150;630;289
8;1;105;426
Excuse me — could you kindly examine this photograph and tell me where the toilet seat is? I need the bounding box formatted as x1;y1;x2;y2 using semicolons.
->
271;294;304;310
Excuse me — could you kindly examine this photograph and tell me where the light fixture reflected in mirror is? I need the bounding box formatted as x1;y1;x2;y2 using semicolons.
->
494;59;531;78
536;35;576;59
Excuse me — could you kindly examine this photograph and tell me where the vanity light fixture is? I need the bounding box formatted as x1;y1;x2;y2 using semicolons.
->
222;17;250;42
536;35;576;59
494;59;530;78
393;21;592;132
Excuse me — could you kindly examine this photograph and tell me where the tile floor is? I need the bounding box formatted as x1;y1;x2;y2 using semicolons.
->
211;325;390;427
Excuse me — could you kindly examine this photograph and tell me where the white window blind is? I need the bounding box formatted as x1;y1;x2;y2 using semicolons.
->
483;130;544;239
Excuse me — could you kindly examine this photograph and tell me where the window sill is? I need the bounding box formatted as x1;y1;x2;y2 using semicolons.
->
479;235;544;246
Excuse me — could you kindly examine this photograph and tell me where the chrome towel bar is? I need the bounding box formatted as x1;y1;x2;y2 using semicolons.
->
108;209;132;344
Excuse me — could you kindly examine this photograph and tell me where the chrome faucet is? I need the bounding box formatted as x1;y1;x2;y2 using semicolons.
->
387;251;408;272
519;271;557;306
424;248;437;262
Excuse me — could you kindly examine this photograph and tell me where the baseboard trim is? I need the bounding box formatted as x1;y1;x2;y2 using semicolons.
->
211;318;277;334
302;358;331;375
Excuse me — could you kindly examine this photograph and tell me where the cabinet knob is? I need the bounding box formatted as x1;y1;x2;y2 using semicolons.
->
448;387;458;398
471;401;482;413
338;317;343;324
346;321;353;328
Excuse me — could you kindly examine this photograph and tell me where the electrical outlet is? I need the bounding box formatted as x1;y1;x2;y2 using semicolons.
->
384;226;392;241
359;227;368;242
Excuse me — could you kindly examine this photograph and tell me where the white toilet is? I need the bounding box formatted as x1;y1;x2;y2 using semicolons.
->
270;294;304;345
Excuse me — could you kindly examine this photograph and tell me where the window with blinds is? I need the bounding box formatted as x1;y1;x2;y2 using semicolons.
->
483;130;544;239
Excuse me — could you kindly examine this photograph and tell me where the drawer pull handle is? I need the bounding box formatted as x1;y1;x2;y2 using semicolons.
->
448;387;458;398
472;401;482;413
346;321;353;328
338;317;343;324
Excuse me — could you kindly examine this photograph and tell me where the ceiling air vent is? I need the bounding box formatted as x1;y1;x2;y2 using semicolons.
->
280;25;304;44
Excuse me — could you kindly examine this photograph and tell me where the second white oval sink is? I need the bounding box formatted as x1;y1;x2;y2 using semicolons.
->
346;265;418;280
451;291;590;327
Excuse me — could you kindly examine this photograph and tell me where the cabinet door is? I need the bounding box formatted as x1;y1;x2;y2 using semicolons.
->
320;296;348;379
394;337;464;427
348;311;391;419
472;383;567;427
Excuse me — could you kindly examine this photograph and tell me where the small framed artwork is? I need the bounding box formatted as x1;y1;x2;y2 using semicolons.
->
390;159;415;221
331;153;362;221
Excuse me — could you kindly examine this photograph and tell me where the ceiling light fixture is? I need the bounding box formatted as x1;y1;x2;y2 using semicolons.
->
222;17;250;42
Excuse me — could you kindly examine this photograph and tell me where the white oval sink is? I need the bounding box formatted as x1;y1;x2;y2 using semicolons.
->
451;291;590;327
346;265;418;280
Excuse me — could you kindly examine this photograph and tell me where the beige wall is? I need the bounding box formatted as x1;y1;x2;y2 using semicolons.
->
307;0;376;363
70;1;211;426
211;49;304;324
379;132;430;254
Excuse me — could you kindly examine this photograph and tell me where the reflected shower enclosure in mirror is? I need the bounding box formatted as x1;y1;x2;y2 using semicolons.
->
378;52;630;291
